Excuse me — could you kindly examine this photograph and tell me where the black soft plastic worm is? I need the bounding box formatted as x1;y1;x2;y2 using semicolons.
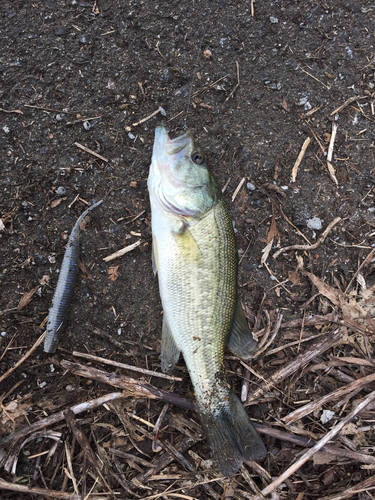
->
44;200;103;353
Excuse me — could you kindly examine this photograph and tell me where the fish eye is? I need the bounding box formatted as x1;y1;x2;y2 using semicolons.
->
192;152;204;165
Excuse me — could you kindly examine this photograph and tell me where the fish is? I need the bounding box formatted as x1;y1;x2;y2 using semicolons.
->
44;200;103;354
147;126;266;477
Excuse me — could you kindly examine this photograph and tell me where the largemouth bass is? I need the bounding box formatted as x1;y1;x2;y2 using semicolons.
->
148;126;266;476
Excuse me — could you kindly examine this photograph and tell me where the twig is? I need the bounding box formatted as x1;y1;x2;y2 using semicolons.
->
344;247;375;294
0;479;101;499
0;108;23;114
299;66;330;90
253;313;283;358
331;95;367;116
0;331;45;385
103;240;141;262
327;123;338;162
231;176;246;202
273;217;342;259
132;107;165;127
0;392;123;447
24;104;76;114
284;372;375;424
73;351;182;381
308;125;325;153
291;137;311;182
259;390;375;498
225;61;240;101
319;475;375;500
245;328;344;403
254;423;375;465
66;116;101;125
65;410;112;492
74;142;108;162
60;360;194;410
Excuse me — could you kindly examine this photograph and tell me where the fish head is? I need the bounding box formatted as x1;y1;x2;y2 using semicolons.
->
148;126;218;217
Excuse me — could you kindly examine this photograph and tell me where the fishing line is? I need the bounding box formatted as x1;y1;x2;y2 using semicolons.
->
183;3;212;129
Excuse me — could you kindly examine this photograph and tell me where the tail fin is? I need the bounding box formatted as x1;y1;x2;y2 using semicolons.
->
197;389;266;477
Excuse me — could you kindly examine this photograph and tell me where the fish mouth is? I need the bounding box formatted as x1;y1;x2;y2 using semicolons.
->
154;126;193;164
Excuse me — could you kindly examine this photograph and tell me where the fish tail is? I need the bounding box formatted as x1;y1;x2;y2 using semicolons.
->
197;388;266;477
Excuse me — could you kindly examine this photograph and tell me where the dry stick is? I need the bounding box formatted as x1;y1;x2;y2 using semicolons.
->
231;176;246;202
253;313;283;359
0;108;23;114
344;247;375;294
319;475;375;500
60;360;193;409
254;423;375;465
291;137;311;182
245;328;344;404
132;107;163;127
225;60;240;102
0;391;123;447
103;240;141;262
24;104;77;114
0;480;105;500
65;410;112;492
66;357;367;467
0;331;45;385
66;116;101;125
331;95;367;116
299;66;330;90
259;390;375;498
73;351;182;381
284;372;375;424
308;125;325;153
74;142;108;162
272;217;342;259
327;123;338;163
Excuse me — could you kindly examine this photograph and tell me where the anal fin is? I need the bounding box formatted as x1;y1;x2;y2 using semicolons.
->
161;315;180;373
228;298;258;359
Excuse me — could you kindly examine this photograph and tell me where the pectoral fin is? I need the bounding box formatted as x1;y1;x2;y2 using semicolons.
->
161;315;180;373
152;237;159;275
173;224;201;261
228;299;258;359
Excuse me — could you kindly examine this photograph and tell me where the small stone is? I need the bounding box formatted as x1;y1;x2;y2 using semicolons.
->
128;132;135;140
48;255;56;264
203;49;212;60
247;182;256;191
1;331;6;337
270;16;279;23
2;125;10;134
307;217;322;230
55;26;67;36
56;186;66;196
83;120;91;130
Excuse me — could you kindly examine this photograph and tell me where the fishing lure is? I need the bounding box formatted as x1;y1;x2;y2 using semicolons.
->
44;200;103;353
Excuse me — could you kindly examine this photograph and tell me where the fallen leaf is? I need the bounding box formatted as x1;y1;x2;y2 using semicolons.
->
51;197;66;208
261;238;273;266
108;266;119;281
303;271;340;306
267;215;281;244
17;286;38;310
282;97;289;112
79;260;92;280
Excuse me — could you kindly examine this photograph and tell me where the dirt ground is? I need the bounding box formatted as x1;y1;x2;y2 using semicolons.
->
1;0;375;499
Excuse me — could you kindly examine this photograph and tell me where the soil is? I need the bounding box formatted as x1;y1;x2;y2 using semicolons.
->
1;0;375;499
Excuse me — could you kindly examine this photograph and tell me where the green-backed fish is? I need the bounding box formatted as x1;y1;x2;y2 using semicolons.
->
147;125;266;477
